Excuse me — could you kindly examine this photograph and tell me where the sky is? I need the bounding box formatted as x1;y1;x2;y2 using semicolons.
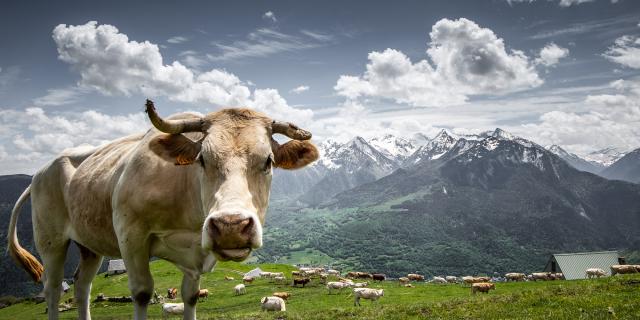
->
1;0;639;174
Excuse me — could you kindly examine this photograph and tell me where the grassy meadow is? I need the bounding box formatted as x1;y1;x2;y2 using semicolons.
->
0;260;639;319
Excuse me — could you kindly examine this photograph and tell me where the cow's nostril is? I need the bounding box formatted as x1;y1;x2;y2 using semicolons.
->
208;218;221;239
241;218;254;235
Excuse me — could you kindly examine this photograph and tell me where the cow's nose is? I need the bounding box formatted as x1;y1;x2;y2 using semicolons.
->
207;214;254;248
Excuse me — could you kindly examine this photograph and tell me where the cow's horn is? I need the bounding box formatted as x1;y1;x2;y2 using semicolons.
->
272;121;312;140
145;99;204;134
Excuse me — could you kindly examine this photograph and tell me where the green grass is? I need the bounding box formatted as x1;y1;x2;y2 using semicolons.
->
1;260;639;319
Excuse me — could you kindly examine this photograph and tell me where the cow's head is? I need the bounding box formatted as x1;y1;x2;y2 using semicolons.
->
146;100;318;261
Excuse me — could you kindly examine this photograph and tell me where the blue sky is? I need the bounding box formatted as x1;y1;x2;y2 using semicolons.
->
1;0;639;174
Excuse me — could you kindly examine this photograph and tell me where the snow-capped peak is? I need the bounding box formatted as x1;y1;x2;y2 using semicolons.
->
404;129;458;164
491;128;515;140
583;147;628;167
367;134;417;161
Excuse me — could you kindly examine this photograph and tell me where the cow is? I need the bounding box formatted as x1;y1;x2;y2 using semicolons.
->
372;274;386;282
291;271;302;277
292;278;310;287
445;276;458;283
327;269;340;276
471;283;495;294
407;274;425;281
505;273;526;282
6;100;319;320
167;288;178;300
243;276;255;284
272;292;291;301
197;289;209;300
326;281;351;294
261;296;286;312
353;288;384;306
431;276;447;284
611;265;639;275
353;282;369;288
234;284;246;296
398;277;410;286
530;273;550;281
224;276;235;281
586;268;606;279
274;276;286;284
161;303;184;319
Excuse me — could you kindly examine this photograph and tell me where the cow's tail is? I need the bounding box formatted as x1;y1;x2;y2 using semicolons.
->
7;185;44;282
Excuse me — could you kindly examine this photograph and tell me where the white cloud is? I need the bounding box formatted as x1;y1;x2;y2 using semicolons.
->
263;11;277;23
33;87;87;106
52;21;312;124
335;18;542;108
535;43;570;66
604;35;640;69
167;36;188;44
290;85;309;94
208;28;334;62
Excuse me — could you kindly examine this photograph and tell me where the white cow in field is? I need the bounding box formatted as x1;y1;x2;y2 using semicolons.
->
445;276;458;283
234;284;246;295
161;303;184;319
326;281;351;294
261;296;286;311
353;288;384;306
586;268;606;279
431;276;447;284
327;269;340;276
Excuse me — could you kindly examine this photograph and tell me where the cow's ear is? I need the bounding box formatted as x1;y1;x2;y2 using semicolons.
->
273;140;319;170
150;134;202;165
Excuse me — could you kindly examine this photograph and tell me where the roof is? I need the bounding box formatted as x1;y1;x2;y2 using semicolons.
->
544;251;619;280
244;267;263;278
108;259;126;271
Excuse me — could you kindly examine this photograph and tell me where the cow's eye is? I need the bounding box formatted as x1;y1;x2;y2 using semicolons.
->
264;155;273;173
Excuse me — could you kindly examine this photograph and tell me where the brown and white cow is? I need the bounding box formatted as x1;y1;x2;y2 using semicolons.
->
7;100;318;320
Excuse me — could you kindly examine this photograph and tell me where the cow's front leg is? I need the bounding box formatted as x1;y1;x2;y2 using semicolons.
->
181;273;200;320
121;244;154;320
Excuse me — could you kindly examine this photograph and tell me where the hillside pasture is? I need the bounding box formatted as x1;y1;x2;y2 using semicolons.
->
1;260;639;319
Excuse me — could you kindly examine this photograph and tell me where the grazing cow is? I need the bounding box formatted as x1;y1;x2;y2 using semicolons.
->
611;265;639;275
224;276;235;281
353;282;369;288
260;272;274;278
445;276;458;283
274;276;286;284
291;271;302;277
243;276;254;284
272;292;291;301
431;276;447;284
7;100;318;320
326;281;351;294
586;268;606;279
346;272;358;279
530;273;550;281
471;283;495;294
407;274;425;281
372;274;386;282
167;288;178;300
234;284;246;296
197;289;209;300
261;296;286;312
398;277;410;286
327;269;340;276
462;276;481;285
161;303;184;319
554;273;565;280
292;278;310;287
358;272;373;280
475;276;491;282
353;288;384;306
505;273;526;282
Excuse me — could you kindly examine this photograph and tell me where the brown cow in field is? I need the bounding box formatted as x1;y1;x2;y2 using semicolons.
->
407;274;425;281
471;282;495;294
272;292;291;300
243;276;254;284
197;289;209;300
293;278;310;287
372;274;386;282
7;100;318;320
611;265;639;275
167;288;178;300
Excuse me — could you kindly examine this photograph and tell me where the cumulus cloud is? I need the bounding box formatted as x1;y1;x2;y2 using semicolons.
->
290;85;309;94
604;35;640;69
263;11;277;23
535;43;570;66
335;18;542;107
52;21;312;124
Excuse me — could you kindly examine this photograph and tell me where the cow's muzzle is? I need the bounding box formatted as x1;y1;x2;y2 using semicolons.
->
203;212;260;261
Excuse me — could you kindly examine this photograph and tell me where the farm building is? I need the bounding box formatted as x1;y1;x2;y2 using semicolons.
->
543;251;622;280
107;259;127;276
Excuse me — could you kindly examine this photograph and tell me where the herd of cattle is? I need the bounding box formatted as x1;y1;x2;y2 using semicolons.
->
157;263;640;317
